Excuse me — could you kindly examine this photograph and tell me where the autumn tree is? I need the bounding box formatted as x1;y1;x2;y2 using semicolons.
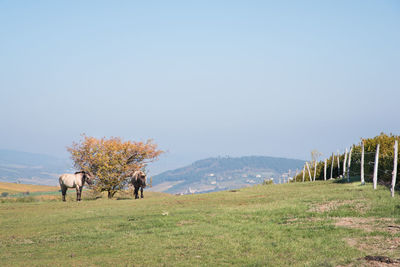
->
67;135;163;198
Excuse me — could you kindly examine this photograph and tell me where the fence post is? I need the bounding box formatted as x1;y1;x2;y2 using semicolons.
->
391;140;398;197
347;147;352;182
324;159;327;181
373;144;380;190
361;141;365;185
343;148;348;178
306;162;312;182
337;151;341;177
330;153;335;179
303;166;305;182
313;161;317;181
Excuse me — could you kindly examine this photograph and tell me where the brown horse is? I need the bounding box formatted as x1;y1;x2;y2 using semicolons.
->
59;171;94;201
131;170;147;199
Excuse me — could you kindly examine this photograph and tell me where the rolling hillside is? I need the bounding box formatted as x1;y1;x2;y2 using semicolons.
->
1;180;399;266
151;156;305;194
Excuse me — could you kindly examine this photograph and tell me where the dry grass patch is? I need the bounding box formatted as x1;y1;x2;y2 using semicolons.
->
345;236;400;254
36;195;59;201
340;257;400;267
336;217;400;234
0;182;59;193
343;237;400;266
308;200;369;213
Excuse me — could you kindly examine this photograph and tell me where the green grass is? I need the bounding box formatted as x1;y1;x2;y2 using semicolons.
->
1;180;399;266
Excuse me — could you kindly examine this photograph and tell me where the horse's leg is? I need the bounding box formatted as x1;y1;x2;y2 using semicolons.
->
134;186;139;199
61;186;67;202
76;186;82;201
140;187;144;198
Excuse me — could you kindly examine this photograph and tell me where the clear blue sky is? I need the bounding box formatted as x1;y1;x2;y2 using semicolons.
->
1;1;399;173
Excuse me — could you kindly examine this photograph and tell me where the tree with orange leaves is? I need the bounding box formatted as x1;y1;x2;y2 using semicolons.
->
67;135;163;199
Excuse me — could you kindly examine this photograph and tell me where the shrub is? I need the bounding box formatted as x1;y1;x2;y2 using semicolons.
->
263;179;274;185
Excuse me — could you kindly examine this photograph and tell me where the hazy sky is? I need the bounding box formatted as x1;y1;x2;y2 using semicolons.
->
1;1;399;173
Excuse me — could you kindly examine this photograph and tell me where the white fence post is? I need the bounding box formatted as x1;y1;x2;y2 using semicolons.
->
343;148;348;178
330;153;335;179
361;141;365;185
391;140;398;197
324;159;327;181
313;161;317;181
373;144;380;190
306;162;312;182
347;147;352;182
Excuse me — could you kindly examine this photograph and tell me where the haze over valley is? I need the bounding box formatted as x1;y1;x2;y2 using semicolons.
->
0;149;304;193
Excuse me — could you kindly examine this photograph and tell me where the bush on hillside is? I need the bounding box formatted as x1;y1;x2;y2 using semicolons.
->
263;179;274;185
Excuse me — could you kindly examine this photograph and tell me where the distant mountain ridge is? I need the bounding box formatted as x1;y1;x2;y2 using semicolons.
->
0;149;72;185
0;150;306;192
151;156;305;194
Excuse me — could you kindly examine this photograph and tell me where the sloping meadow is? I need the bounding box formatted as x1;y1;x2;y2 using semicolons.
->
0;180;399;266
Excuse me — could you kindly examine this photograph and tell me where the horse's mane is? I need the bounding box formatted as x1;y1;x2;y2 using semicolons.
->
132;170;146;182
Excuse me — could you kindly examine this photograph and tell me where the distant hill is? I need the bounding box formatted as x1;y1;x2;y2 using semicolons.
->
0;149;72;185
151;156;305;194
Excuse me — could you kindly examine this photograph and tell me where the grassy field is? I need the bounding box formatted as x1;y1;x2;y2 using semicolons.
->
1;179;399;266
0;182;59;193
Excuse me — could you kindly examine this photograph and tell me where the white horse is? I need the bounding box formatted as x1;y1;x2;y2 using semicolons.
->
59;171;94;201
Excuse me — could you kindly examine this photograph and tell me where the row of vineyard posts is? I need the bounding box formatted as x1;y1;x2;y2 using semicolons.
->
290;133;400;197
